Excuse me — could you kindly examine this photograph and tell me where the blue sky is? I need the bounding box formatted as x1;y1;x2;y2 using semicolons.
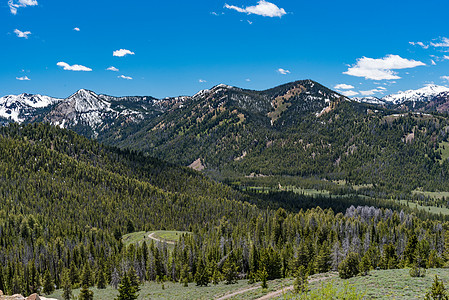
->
2;0;449;98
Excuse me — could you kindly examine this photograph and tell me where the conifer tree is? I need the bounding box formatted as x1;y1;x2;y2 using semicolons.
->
43;270;54;295
293;266;308;293
259;267;268;289
97;268;107;289
115;270;140;300
223;259;238;285
425;275;449;300
194;259;210;287
359;253;371;276
61;268;73;300
79;265;94;300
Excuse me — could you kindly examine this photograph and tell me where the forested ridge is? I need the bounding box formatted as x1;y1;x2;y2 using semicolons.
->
101;81;449;196
1;123;449;299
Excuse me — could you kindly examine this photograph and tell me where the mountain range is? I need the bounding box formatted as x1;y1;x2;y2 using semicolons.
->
353;84;449;112
3;80;449;194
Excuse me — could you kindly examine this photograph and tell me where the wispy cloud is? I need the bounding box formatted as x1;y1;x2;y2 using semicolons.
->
73;27;80;32
442;76;449;82
431;59;437;65
409;41;429;49
199;79;207;83
57;62;92;71
16;76;30;81
118;75;133;80
277;68;290;75
334;84;354;90
113;49;135;57
341;90;358;97
431;37;449;48
246;78;251;82
106;66;119;72
224;1;286;18
14;29;31;39
8;0;38;15
344;54;425;80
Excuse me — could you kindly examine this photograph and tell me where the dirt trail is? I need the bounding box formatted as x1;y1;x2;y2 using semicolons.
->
215;285;260;300
256;274;336;300
148;232;176;245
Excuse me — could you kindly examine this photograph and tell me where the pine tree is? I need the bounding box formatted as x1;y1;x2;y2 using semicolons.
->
425;275;449;300
359;253;371;276
223;259;238;285
338;252;360;279
212;269;222;285
69;261;79;288
97;268;107;289
259;267;268;289
293;266;308;293
194;259;210;287
61;268;73;300
79;265;94;300
115;271;140;300
43;270;54;295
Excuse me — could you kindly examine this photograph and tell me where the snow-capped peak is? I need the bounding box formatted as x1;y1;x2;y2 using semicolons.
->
0;93;62;122
382;84;449;104
67;89;110;112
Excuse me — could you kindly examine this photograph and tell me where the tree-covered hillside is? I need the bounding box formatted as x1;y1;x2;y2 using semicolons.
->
1;123;449;299
105;81;449;195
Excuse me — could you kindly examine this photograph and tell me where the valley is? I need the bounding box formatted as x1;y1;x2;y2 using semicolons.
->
2;80;449;299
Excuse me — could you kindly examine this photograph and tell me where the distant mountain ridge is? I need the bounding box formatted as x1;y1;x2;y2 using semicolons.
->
4;80;449;194
354;84;449;112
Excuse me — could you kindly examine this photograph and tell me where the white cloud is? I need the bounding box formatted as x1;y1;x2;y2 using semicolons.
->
431;60;437;65
16;76;30;81
57;62;92;71
74;27;80;32
431;37;449;48
442;76;449;82
199;79;207;83
341;90;358;97
444;55;449;61
118;75;133;80
359;88;386;96
8;0;38;15
106;66;119;72
409;41;429;49
14;29;31;39
224;1;286;18
246;78;251;82
334;84;354;90
247;20;253;25
277;68;290;75
344;54;425;80
113;49;135;57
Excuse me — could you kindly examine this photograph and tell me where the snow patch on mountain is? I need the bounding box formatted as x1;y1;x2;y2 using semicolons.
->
382;84;449;104
0;93;62;122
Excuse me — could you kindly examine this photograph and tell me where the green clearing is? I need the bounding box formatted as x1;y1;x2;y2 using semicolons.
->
45;269;449;299
47;279;265;300
412;189;449;200
399;199;449;216
280;268;449;299
122;230;189;247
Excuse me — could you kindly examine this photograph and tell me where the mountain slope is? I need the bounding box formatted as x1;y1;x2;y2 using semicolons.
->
0;93;62;123
111;80;346;172
44;89;163;138
354;85;449;112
